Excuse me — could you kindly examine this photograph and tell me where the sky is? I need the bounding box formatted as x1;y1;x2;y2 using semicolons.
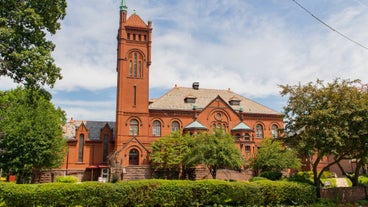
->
2;0;368;121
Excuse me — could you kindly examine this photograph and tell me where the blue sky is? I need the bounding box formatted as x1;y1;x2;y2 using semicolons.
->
2;0;368;121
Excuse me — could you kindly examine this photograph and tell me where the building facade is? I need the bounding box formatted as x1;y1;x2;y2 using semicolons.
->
49;1;284;182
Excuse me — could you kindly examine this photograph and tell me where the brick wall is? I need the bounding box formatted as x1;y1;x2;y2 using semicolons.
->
320;186;368;203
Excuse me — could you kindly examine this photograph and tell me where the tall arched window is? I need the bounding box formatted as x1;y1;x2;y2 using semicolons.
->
152;120;161;136
133;53;137;77
256;124;263;138
78;134;84;162
129;149;139;165
272;124;279;138
103;134;109;162
129;60;132;77
171;121;180;132
129;119;139;136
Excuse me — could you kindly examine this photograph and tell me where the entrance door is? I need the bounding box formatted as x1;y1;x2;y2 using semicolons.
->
129;149;139;165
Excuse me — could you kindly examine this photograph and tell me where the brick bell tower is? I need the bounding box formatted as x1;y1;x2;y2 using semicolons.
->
115;0;152;167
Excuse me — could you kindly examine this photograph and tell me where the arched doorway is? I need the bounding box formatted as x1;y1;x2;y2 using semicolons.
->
129;149;139;165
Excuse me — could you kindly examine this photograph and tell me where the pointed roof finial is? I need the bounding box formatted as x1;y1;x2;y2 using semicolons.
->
120;0;128;11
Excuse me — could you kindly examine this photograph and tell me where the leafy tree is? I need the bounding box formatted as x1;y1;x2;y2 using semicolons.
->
184;130;244;179
150;131;193;179
249;138;300;176
0;87;67;183
280;78;368;193
0;0;67;88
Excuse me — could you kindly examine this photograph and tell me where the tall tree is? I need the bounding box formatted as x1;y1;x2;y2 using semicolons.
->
184;130;244;179
0;87;67;183
0;0;67;88
150;131;193;179
280;79;368;193
249;138;300;175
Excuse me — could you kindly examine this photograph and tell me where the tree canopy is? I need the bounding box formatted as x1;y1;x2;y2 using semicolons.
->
150;131;193;179
0;87;67;183
249;138;300;175
185;130;244;179
280;78;368;189
0;0;67;88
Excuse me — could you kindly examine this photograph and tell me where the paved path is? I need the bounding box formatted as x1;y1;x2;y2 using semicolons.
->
335;177;349;187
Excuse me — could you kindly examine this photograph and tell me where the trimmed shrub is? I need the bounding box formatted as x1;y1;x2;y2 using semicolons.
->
0;179;316;206
260;171;283;180
55;175;78;183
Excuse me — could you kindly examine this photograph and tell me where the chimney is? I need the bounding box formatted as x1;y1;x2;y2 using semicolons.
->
192;82;199;90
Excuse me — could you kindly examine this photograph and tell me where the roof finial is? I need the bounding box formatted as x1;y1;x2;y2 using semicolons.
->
120;0;128;11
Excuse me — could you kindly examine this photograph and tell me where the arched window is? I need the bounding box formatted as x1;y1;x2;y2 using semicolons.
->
129;60;132;77
235;133;241;139
256;124;263;138
133;53;137;77
272;124;279;138
129;119;139;136
78;134;84;162
129;149;139;165
152;120;161;136
171;121;180;132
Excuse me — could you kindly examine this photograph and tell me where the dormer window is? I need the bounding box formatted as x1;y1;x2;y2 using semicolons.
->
184;95;197;103
229;97;241;106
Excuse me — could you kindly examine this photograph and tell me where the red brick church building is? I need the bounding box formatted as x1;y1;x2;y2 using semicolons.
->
50;1;284;182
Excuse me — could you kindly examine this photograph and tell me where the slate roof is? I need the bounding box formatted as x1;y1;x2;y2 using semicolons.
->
149;86;281;115
71;120;116;140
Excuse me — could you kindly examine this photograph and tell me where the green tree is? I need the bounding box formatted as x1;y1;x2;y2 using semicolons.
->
0;87;67;183
249;138;300;176
150;131;193;179
280;79;368;192
184;130;244;179
0;0;67;88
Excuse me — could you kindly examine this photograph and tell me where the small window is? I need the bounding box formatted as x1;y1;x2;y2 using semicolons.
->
245;146;251;153
133;34;136;40
235;133;241;139
152;120;161;136
272;124;279;138
256;124;263;138
184;97;196;103
129;119;139;136
127;33;131;40
171;121;180;132
229;100;241;106
244;133;250;141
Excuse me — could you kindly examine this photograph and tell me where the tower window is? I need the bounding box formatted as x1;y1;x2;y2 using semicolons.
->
129;60;132;77
133;34;136;40
103;134;109;162
127;33;130;40
129;119;139;136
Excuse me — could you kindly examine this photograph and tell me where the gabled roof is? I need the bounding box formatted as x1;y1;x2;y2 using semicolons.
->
231;122;253;131
149;86;281;115
184;120;208;130
126;14;147;27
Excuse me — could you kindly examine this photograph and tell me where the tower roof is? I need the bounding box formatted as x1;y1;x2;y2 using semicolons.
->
126;13;147;27
120;0;128;11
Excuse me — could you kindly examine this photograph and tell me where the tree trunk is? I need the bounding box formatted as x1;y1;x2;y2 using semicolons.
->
210;167;217;179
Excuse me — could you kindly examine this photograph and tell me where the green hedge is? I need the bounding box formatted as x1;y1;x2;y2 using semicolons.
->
0;180;316;207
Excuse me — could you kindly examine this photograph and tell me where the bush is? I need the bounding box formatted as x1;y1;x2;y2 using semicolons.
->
249;176;268;182
55;176;78;183
0;179;316;206
359;175;368;186
260;171;283;180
